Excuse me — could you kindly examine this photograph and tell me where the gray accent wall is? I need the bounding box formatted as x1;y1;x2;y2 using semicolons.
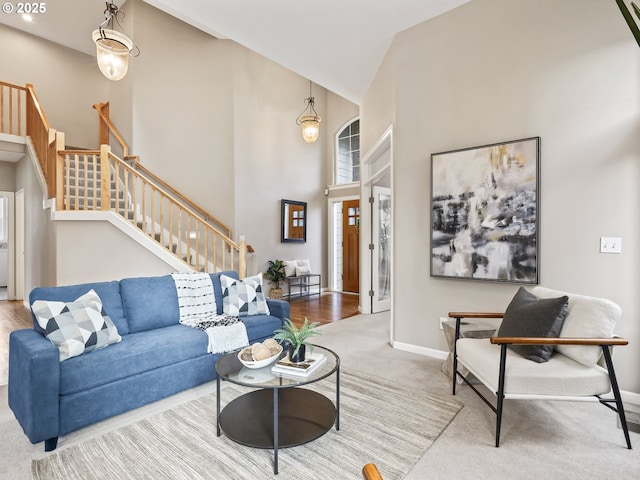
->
361;0;640;393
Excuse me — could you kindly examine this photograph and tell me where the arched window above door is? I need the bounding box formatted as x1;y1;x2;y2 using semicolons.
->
335;117;360;185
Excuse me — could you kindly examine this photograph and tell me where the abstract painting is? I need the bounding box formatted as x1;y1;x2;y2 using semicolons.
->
430;137;539;283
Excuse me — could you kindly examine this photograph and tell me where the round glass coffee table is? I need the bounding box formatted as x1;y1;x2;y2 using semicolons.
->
215;344;340;474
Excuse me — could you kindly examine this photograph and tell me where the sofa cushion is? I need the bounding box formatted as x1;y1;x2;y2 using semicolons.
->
497;287;569;363
59;315;282;395
241;314;283;343
32;290;122;362
120;276;181;333
532;287;621;367
59;324;209;395
29;281;128;335
220;273;270;317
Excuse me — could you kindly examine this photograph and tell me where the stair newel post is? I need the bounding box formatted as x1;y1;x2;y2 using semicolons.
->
100;144;111;212
239;235;247;279
55;131;66;211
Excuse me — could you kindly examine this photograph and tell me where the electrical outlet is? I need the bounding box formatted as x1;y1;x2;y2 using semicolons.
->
600;237;622;254
440;317;448;330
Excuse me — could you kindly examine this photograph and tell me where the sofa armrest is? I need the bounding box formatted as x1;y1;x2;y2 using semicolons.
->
8;329;60;444
266;298;290;323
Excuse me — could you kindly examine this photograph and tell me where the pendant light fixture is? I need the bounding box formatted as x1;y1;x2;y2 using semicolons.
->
92;2;139;81
296;81;321;143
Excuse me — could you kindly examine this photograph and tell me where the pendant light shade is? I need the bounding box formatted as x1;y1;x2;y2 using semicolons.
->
92;29;133;81
299;114;321;143
92;2;139;81
296;81;321;143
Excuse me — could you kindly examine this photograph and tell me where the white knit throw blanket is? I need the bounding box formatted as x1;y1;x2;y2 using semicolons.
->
171;272;248;354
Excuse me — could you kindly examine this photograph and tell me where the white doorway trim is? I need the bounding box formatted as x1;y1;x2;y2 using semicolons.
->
15;189;24;301
327;194;359;294
360;126;393;342
0;191;15;300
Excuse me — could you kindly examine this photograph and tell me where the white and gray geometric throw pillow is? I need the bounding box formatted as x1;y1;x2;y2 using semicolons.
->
220;273;270;317
31;289;122;362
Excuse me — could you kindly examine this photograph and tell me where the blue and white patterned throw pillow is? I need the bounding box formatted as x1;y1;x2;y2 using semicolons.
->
31;289;122;361
220;274;270;317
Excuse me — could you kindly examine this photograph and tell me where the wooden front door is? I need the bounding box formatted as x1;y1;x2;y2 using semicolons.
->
342;200;360;293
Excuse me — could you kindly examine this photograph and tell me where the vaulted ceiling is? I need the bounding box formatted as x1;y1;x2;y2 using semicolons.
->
0;0;471;103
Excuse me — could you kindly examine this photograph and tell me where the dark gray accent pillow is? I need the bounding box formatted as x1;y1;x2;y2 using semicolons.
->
497;287;569;363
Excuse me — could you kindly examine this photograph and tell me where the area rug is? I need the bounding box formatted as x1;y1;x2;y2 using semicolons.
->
31;369;463;480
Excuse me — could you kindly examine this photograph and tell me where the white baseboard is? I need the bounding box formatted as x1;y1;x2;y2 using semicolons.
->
392;341;448;361
622;390;640;408
391;341;640;407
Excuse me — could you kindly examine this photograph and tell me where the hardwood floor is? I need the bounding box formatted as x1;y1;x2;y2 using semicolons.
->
0;300;32;383
0;300;32;332
287;292;360;327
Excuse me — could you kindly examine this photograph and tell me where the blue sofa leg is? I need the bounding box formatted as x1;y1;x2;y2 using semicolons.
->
45;437;58;452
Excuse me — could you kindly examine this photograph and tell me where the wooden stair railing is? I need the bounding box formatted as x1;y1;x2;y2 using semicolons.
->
92;102;235;241
1;81;57;197
93;102;128;158
55;145;246;276
1;80;247;275
1;81;26;136
130;161;232;238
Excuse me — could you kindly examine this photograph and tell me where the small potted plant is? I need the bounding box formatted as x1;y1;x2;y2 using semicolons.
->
264;259;286;299
273;317;321;363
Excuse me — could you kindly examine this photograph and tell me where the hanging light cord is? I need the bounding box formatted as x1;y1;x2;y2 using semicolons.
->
296;81;319;125
97;2;140;57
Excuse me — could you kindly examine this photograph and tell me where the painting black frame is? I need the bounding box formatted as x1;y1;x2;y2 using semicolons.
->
430;137;540;284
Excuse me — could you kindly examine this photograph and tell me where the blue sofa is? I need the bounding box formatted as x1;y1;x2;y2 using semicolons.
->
8;271;288;451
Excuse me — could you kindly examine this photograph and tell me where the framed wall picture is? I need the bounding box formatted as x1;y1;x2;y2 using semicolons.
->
430;137;540;284
281;199;307;243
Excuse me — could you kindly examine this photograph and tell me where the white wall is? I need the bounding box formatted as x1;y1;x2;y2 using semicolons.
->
361;0;640;393
114;0;237;229
55;221;177;284
0;163;15;191
15;147;54;294
232;44;326;288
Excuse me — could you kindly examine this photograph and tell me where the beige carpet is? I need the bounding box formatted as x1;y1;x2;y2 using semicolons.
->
31;368;463;480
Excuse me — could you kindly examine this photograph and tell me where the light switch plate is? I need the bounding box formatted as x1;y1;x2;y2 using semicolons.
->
600;237;622;254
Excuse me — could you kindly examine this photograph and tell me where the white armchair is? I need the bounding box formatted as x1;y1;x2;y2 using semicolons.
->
450;286;632;449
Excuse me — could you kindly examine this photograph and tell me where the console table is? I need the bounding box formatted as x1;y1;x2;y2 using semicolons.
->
285;274;321;300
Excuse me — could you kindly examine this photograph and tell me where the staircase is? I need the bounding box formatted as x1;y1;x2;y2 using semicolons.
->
1;81;247;276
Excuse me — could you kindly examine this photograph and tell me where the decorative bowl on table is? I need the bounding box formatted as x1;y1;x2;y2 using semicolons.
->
238;339;283;369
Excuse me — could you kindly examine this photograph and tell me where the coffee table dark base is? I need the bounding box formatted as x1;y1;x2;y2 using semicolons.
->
218;388;336;449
